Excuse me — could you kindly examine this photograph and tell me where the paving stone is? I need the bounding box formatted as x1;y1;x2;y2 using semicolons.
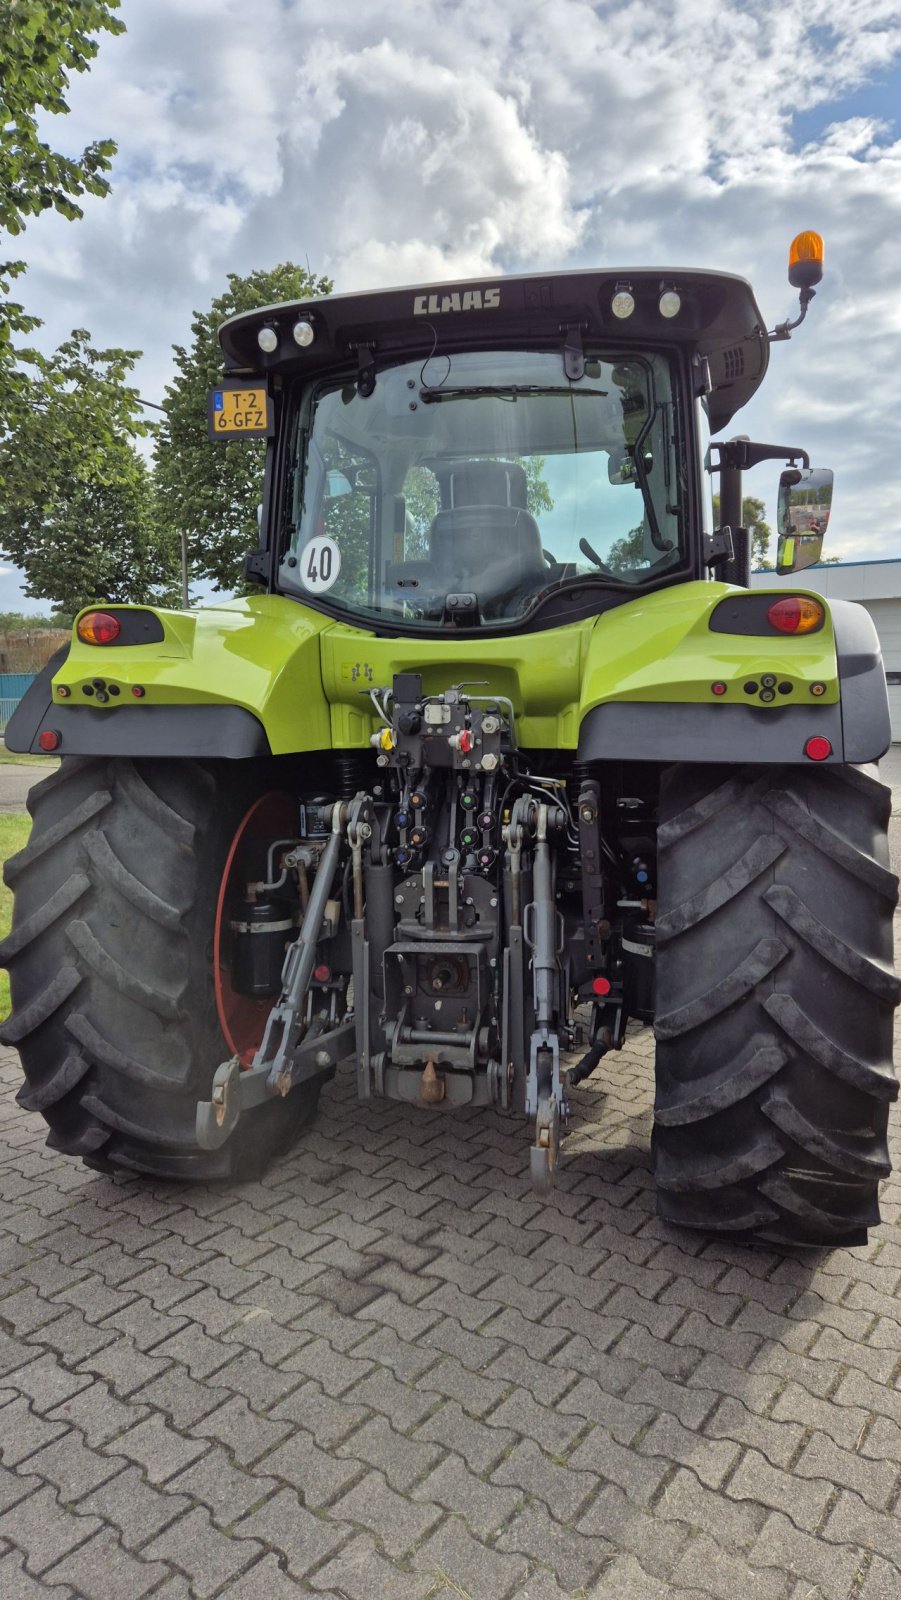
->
491;1439;598;1522
576;1483;691;1579
112;1414;207;1485
417;1355;508;1417
414;1452;521;1540
413;1399;514;1474
652;1466;765;1551
345;1363;441;1430
356;1289;442;1341
556;1376;653;1447
42;1525;171;1599
221;1308;307;1364
4;1353;91;1413
232;1486;350;1580
794;1427;899;1509
310;1531;427;1600
151;1323;233;1379
222;1550;328;1600
76;1465;190;1549
0;1285;67;1336
823;1489;901;1567
547;1335;641;1395
483;1305;571;1360
671;1532;787;1600
0;1545;78;1600
569;1428;670;1506
0;1483;102;1574
279;1334;375;1397
169;1444;278;1527
55;1271;141;1326
335;1413;441;1492
116;1263;199;1312
26;1307;117;1362
48;1377;147;1447
133;1365;225;1429
497;1499;613;1589
268;1379;369;1451
76;1338;171;1397
262;1428;365;1507
770;1380;870;1451
726;1447;834;1531
702;1394;804;1469
20;1429;122;1497
749;1509;866;1600
189;1392;293;1465
413;1515;530;1598
856;1554;901;1600
0;1462;40;1514
213;1349;303;1410
425;1298;509;1359
637;1413;742;1489
0;1395;67;1465
332;1469;442;1557
143;1506;262;1597
352;1324;443;1382
482;1342;575;1407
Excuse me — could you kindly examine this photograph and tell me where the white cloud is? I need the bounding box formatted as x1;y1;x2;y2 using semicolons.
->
8;0;901;562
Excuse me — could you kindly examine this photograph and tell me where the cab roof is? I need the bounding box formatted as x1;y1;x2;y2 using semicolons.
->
218;266;769;432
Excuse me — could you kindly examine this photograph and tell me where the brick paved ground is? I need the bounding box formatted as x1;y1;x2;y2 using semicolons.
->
0;1014;899;1599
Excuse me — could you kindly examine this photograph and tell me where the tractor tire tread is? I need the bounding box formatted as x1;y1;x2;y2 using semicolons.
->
653;761;898;1246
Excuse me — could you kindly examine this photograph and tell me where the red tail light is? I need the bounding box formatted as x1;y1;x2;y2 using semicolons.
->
78;611;121;645
767;597;824;634
804;736;833;761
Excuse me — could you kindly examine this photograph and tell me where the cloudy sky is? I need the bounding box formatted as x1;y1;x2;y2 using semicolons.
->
6;0;901;610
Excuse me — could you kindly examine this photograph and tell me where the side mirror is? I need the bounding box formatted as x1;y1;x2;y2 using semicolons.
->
776;467;833;574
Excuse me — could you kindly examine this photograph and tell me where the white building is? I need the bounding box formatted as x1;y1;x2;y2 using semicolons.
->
751;560;901;741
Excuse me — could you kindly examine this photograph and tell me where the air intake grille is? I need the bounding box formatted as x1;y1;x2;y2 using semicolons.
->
722;345;745;380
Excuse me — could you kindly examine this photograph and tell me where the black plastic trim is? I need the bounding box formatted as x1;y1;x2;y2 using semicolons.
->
831;599;891;762
4;645;70;752
577;700;844;763
8;690;270;760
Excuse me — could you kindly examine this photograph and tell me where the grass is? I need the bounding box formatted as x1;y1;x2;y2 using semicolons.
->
0;749;58;766
0;812;30;1018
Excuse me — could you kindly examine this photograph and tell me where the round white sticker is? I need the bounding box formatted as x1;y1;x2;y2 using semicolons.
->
300;536;341;593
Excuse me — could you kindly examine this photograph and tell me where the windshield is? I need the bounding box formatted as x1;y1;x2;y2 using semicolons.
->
280;348;686;628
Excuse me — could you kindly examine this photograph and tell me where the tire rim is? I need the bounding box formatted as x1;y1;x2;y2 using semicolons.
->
214;792;297;1068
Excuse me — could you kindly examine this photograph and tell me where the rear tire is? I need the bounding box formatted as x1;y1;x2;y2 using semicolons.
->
0;757;320;1179
653;762;899;1246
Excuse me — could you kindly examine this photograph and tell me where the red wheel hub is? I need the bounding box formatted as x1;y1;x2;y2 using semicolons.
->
214;792;296;1068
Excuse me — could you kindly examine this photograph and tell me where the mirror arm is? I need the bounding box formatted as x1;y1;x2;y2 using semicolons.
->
712;440;810;472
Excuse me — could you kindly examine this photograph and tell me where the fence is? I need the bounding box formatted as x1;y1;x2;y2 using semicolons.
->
0;673;37;730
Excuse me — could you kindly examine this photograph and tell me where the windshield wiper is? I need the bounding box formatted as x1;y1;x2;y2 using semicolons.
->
419;385;607;404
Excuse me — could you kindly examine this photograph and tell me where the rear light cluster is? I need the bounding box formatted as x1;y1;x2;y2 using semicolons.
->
77;611;121;645
767;597;824;634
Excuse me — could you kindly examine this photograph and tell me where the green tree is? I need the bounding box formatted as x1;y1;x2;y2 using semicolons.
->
154;262;333;593
713;494;772;568
0;332;179;613
607;523;645;571
1;1;123;391
0;0;122;239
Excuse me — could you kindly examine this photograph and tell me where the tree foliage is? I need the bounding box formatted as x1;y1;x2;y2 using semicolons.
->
154;263;333;592
0;0;122;238
0;333;179;614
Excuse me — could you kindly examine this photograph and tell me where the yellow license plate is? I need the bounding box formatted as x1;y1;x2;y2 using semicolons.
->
207;384;272;439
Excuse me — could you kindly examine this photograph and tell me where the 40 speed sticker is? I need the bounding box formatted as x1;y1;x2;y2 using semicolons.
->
301;536;341;593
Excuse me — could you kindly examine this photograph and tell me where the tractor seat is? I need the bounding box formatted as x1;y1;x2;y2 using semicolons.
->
428;505;545;595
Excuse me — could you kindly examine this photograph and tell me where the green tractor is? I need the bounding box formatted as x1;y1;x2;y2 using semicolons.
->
3;233;897;1246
